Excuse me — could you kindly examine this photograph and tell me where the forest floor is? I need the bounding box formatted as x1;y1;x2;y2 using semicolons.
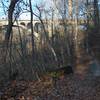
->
0;47;100;100
0;39;100;100
0;73;100;100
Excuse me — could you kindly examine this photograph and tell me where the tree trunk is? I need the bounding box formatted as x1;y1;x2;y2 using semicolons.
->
4;0;19;62
93;0;99;32
5;0;19;43
68;0;73;19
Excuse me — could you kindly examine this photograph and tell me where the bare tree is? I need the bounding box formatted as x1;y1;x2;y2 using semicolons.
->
93;0;99;32
5;0;20;43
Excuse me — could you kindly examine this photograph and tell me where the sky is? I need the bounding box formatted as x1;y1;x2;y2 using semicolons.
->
18;0;55;20
0;0;55;20
0;0;100;20
0;0;47;20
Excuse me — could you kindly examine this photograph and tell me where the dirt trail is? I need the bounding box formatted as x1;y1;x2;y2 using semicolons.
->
75;47;100;78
